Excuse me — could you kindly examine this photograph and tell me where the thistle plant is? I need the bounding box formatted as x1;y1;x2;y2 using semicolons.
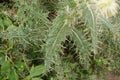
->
0;0;120;80
45;0;120;79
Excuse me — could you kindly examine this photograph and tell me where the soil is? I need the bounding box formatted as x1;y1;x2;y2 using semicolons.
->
105;72;120;80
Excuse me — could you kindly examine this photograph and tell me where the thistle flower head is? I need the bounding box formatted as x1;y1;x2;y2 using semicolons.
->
95;0;119;18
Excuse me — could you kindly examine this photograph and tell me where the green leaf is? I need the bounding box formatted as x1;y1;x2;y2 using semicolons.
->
7;25;17;31
15;61;25;72
0;17;4;32
8;69;18;80
30;65;44;77
0;17;3;26
3;17;12;27
0;54;5;65
32;78;43;80
1;61;10;74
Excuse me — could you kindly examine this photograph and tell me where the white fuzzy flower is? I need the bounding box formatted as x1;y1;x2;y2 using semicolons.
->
94;0;119;18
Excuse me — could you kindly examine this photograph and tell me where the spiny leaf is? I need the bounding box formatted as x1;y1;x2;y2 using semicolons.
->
83;4;98;54
71;28;90;68
45;12;72;77
99;17;120;36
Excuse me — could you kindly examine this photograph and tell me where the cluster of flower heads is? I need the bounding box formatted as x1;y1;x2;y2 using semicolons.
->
90;0;119;18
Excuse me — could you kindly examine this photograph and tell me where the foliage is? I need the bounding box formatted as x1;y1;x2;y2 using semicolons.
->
0;0;120;80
